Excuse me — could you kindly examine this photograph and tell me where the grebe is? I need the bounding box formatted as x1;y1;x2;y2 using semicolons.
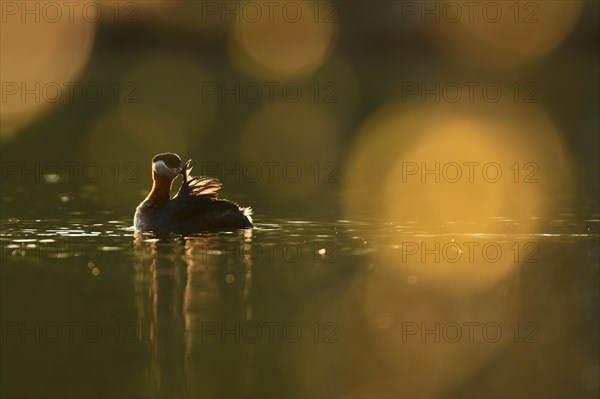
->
134;153;253;233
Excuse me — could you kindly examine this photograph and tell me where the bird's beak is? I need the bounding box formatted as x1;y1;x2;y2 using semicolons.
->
175;167;183;175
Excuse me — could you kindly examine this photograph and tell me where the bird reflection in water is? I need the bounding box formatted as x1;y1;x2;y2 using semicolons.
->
133;229;254;398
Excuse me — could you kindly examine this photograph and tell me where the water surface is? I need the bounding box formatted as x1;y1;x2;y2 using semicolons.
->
1;214;599;398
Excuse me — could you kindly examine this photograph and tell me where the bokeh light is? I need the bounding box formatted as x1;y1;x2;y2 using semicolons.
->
229;0;337;79
428;0;584;68
0;0;95;139
343;101;572;233
342;99;574;299
355;288;517;396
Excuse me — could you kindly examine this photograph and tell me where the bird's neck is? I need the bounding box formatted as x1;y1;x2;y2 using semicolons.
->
146;172;173;202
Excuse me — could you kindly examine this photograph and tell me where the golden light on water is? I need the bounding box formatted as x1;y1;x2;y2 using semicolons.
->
0;0;596;396
429;0;584;68
356;281;518;396
229;0;337;79
342;101;574;297
0;0;95;139
339;98;577;396
349;228;581;396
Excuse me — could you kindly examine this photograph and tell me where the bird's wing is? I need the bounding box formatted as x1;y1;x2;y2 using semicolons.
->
174;159;221;200
167;160;254;229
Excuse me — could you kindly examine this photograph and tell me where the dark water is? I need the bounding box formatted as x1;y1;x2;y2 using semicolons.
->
1;210;598;398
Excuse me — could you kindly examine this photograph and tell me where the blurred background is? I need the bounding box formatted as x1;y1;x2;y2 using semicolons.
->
0;0;598;223
1;1;599;398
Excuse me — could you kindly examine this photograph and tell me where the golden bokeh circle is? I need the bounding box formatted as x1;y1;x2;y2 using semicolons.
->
1;1;96;139
229;0;337;79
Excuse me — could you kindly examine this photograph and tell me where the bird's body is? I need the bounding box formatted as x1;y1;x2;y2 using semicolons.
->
134;153;253;233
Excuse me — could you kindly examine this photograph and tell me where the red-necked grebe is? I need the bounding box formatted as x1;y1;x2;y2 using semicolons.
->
134;153;253;233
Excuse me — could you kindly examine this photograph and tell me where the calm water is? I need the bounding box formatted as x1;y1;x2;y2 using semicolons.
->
1;211;599;398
